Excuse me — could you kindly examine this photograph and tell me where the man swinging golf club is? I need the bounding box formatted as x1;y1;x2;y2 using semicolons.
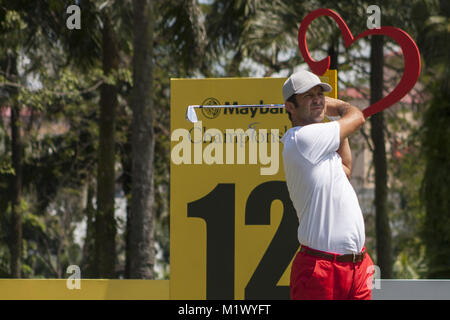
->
281;70;374;300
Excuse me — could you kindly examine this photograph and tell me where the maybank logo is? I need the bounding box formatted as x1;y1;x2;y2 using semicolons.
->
223;104;286;117
200;98;221;119
200;98;286;120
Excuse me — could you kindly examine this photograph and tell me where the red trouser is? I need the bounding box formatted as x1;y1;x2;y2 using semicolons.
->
290;246;374;300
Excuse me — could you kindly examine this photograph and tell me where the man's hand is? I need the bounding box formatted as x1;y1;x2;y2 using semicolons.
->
325;96;365;141
325;96;345;117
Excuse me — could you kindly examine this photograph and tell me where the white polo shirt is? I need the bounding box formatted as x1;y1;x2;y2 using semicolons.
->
281;121;365;254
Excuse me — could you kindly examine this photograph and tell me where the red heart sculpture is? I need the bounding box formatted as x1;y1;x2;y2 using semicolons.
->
298;8;421;118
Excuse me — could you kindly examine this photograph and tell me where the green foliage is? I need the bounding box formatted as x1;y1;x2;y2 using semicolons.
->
414;0;450;278
0;0;448;280
389;149;427;278
0;1;102;278
421;85;450;278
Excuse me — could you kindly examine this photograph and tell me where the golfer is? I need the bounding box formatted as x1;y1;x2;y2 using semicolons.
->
281;70;374;300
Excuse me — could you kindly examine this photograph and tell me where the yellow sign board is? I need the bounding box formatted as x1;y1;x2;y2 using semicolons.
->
170;71;337;300
0;279;169;300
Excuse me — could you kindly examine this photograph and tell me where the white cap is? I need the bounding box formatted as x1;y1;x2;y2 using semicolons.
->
282;70;332;101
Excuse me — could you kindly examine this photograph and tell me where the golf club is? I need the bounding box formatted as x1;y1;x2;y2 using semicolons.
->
186;104;285;123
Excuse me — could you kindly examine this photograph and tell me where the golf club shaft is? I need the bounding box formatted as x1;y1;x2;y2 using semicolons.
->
188;104;285;108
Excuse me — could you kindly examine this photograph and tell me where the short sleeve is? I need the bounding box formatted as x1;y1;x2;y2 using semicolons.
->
294;121;340;164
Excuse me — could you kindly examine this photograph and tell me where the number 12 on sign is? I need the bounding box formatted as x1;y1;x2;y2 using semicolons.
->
187;181;299;300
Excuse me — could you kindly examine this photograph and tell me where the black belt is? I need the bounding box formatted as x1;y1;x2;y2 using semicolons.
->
300;245;366;263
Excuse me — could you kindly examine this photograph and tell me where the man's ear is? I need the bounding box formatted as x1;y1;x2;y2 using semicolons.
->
285;101;295;114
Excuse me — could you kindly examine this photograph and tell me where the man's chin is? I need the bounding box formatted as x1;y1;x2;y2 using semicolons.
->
313;114;325;123
296;114;325;126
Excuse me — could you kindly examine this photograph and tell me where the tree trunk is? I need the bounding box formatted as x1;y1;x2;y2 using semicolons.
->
4;52;23;278
10;103;23;278
227;49;243;76
95;14;119;278
328;38;339;70
121;124;132;279
370;35;392;279
128;0;155;279
422;87;450;278
81;180;96;278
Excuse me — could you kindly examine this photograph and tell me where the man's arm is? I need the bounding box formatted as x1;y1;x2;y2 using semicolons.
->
325;97;361;179
338;137;352;180
325;96;365;141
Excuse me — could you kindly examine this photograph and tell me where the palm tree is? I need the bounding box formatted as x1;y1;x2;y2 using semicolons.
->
127;0;155;279
204;0;313;76
415;0;450;278
34;0;133;278
369;34;392;279
123;0;209;279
